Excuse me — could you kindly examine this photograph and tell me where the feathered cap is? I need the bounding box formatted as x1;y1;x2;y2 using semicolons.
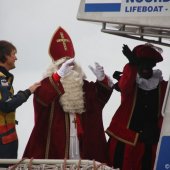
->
132;43;163;63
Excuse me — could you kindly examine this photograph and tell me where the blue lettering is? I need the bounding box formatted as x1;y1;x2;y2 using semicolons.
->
126;0;169;2
143;6;147;11
136;0;143;2
148;6;153;11
134;6;137;11
158;6;164;11
137;6;142;11
154;6;159;11
126;0;135;3
125;6;129;12
125;5;164;12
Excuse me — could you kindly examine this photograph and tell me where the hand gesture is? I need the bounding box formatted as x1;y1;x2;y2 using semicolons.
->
89;62;105;81
122;44;139;65
29;81;41;93
57;58;75;77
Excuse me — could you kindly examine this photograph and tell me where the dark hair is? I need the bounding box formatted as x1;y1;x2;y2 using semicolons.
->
0;40;16;63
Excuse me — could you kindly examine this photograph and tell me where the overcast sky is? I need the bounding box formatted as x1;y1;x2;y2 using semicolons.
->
0;0;170;158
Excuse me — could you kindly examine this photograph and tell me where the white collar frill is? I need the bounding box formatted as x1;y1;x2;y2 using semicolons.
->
136;69;163;91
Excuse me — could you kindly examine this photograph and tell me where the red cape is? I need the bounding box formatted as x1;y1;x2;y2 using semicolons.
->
23;76;112;164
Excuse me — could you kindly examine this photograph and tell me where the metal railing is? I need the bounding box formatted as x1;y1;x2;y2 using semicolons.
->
0;159;119;170
101;22;170;47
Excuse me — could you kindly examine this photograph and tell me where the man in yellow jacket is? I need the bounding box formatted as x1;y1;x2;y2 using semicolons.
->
0;40;40;165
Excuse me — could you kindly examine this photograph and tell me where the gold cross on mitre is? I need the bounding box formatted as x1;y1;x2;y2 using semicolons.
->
56;32;70;51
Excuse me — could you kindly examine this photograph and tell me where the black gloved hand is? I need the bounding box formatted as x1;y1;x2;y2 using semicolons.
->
112;71;122;81
122;44;139;65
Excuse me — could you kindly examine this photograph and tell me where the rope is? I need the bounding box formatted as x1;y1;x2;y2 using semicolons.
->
93;160;97;170
77;159;81;170
63;158;67;170
28;157;34;170
8;157;34;170
8;158;27;170
5;158;115;170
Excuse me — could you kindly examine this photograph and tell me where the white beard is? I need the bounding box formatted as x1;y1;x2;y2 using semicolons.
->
42;60;86;114
42;58;68;79
59;69;85;114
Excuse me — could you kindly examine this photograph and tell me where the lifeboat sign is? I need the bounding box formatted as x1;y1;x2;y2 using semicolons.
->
84;0;170;16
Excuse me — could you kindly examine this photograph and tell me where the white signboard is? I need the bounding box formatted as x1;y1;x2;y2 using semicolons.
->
160;77;170;136
155;77;170;170
77;0;170;28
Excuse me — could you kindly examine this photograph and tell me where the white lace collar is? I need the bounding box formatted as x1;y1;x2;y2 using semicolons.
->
136;69;163;90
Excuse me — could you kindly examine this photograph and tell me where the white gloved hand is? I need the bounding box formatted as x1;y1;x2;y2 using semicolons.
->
107;76;114;88
57;58;75;77
89;62;105;81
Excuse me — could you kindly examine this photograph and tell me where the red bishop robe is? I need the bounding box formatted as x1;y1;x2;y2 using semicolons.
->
106;63;167;170
23;75;113;164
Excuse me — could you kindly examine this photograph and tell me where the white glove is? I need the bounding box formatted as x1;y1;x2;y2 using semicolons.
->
107;76;114;88
57;58;75;77
89;62;105;81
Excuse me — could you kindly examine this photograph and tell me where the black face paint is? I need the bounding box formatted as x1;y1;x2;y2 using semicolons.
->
137;59;156;79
